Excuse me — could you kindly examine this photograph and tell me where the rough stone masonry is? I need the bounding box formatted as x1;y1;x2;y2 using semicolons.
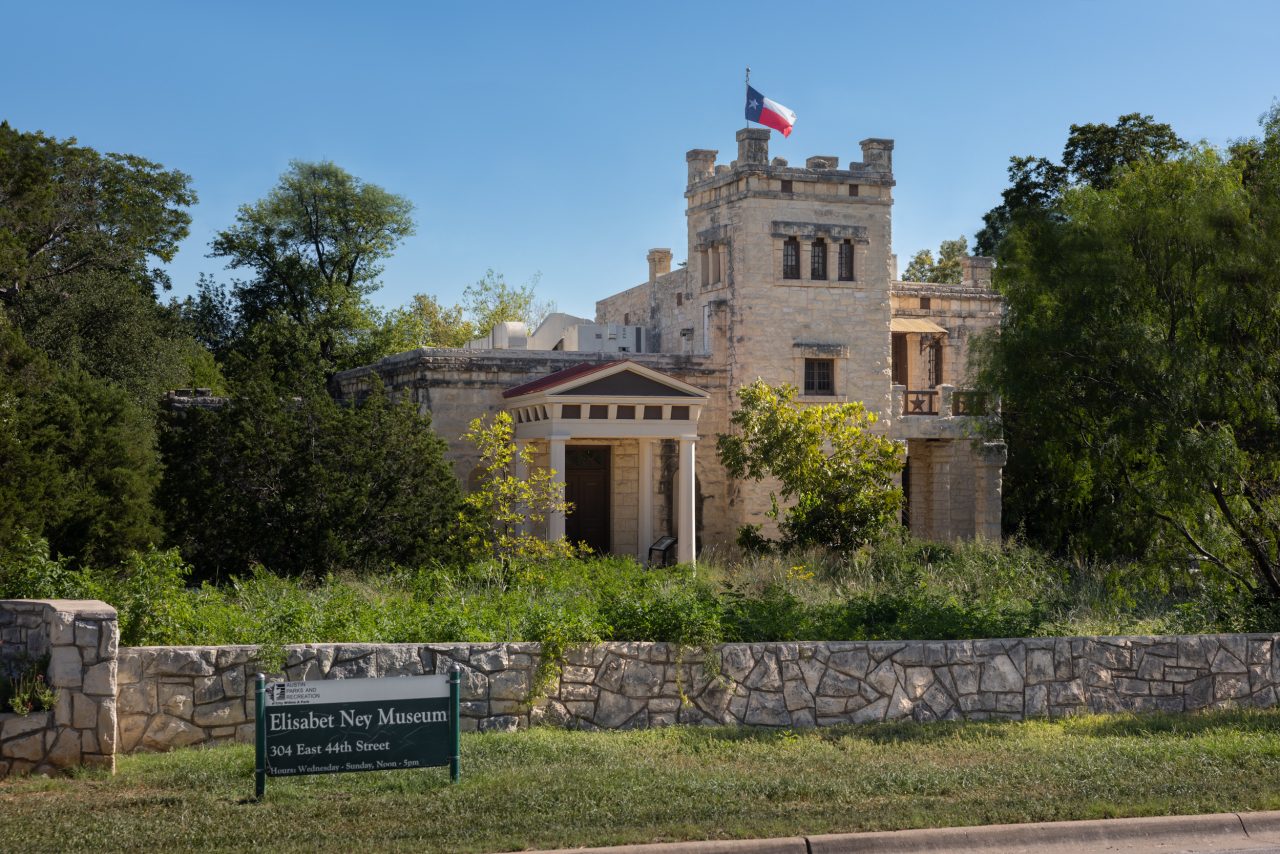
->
4;597;1279;777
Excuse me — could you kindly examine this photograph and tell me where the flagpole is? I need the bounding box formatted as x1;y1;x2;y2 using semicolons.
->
745;66;750;129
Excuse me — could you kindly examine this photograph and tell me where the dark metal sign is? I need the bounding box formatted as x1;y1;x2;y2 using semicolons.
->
254;670;460;798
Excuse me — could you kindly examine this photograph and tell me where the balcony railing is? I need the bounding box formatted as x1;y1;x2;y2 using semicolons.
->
902;389;937;415
893;385;995;418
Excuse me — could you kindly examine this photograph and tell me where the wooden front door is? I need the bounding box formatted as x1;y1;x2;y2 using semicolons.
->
565;446;610;555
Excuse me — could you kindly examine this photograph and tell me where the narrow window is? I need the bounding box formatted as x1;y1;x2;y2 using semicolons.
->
781;179;793;193
782;237;800;279
927;339;944;388
804;358;834;396
919;297;931;310
811;239;827;280
700;250;709;287
848;184;859;197
676;292;683;306
838;240;854;281
623;312;630;325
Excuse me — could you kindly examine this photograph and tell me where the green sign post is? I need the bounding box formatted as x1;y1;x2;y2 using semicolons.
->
254;668;461;798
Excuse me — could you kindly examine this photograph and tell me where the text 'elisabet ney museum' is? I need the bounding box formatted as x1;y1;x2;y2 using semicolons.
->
334;127;1007;562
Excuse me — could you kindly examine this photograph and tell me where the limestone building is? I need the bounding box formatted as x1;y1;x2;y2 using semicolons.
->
334;128;1006;563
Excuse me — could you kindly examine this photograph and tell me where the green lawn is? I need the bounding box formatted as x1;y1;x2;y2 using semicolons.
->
4;710;1280;853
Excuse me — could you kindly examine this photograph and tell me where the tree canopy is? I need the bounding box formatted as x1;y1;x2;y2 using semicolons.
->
901;236;968;284
974;107;1280;600
205;160;415;387
974;113;1185;256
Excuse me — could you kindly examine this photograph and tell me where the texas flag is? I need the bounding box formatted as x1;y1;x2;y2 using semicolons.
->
745;85;796;137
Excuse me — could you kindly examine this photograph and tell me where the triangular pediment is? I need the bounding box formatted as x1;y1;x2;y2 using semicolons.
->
553;369;701;398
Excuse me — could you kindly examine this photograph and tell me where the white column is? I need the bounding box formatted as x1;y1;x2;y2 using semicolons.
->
548;436;567;542
677;437;696;565
637;438;654;564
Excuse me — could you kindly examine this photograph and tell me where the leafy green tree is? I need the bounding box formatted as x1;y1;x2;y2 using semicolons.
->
0;327;161;567
901;236;968;284
974;113;1185;256
459;411;574;564
207;160;415;387
975;110;1280;600
0;123;210;405
717;381;903;552
382;293;475;350
463;269;554;335
158;380;462;580
0;121;195;300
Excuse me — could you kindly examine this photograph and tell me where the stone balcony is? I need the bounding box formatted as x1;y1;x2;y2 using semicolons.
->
887;384;998;440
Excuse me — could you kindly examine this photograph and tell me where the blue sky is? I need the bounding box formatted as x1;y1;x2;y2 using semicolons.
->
4;1;1278;319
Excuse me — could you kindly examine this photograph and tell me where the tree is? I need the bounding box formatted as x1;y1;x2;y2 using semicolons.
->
207;161;415;387
901;236;968;284
0;122;195;301
458;411;574;564
0;327;161;567
462;269;554;335
0;123;210;406
974;113;1185;256
382;293;475;350
717;381;902;552
158;380;462;580
974;108;1280;601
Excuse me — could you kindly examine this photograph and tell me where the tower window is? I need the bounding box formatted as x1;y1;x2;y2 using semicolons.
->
919;297;931;310
676;292;683;306
782;237;800;279
781;179;793;194
849;184;859;197
838;240;854;281
804;358;834;396
811;239;827;280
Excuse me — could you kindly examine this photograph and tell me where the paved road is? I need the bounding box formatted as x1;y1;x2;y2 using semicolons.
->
528;811;1280;854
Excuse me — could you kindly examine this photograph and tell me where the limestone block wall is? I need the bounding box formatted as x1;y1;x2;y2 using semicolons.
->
120;633;1280;755
0;600;118;777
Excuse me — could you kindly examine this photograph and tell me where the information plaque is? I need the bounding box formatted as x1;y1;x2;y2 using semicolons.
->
253;670;460;798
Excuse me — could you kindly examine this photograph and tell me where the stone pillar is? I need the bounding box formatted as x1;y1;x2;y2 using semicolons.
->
686;149;717;185
929;441;954;541
736;127;770;165
548;436;568;542
0;600;118;778
677;437;697;565
938;384;955;417
973;441;1007;541
637;438;654;564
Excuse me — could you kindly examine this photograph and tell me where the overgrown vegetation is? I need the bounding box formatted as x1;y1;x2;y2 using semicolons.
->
0;532;1265;649
3;710;1280;852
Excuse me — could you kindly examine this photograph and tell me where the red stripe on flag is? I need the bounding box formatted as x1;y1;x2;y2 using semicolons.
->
759;107;793;137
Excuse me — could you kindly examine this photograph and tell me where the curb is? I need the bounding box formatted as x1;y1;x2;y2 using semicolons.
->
526;810;1280;854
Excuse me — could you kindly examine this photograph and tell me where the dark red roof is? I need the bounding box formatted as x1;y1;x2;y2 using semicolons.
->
502;360;627;399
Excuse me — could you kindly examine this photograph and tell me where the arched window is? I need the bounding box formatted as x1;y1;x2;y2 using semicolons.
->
782;237;800;279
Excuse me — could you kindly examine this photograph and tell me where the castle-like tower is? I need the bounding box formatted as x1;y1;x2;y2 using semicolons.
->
598;127;1004;544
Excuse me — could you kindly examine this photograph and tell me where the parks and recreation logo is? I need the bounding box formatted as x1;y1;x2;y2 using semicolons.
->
253;671;461;797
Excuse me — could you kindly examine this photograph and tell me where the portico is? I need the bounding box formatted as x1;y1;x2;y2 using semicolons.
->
502;360;710;565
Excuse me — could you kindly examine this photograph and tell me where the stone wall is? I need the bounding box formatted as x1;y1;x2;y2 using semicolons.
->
119;633;1280;754
9;612;1277;771
0;600;118;777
